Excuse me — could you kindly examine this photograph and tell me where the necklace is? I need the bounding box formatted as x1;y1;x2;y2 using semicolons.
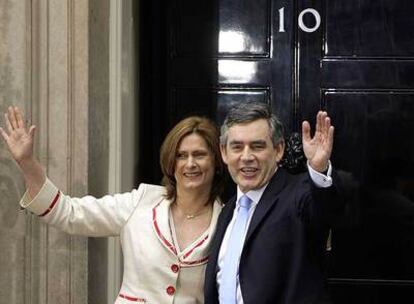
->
173;202;212;220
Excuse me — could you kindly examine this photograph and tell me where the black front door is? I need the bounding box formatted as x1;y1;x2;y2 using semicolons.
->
310;1;414;302
139;0;414;302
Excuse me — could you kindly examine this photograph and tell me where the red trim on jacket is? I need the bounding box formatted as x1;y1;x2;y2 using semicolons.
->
119;293;147;302
181;256;209;267
152;201;211;266
39;191;61;217
183;235;209;259
152;206;177;255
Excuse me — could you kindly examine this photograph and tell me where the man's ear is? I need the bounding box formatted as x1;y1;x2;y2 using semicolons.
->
220;144;228;165
275;140;285;162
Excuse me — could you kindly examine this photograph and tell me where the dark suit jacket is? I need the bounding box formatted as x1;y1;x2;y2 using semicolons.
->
204;167;343;304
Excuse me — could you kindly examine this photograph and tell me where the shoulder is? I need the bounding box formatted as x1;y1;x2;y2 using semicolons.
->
276;167;309;185
138;183;166;193
273;168;311;194
135;183;167;205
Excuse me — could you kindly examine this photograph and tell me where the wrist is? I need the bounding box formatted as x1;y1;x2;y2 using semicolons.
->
18;156;38;170
309;161;329;173
19;158;45;181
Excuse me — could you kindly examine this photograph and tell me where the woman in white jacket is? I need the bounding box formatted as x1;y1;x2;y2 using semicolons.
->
1;106;225;304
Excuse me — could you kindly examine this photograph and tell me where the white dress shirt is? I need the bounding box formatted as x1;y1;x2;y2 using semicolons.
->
216;163;333;303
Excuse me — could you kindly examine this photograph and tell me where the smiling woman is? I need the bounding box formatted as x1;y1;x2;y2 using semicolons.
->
160;116;225;253
174;134;215;195
0;107;225;304
160;116;225;205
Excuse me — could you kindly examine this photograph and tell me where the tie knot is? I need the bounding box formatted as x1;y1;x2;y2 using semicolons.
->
239;195;252;209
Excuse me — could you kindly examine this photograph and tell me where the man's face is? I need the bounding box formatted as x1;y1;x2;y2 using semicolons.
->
220;119;284;193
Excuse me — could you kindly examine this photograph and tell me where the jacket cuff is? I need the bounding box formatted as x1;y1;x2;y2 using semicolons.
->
307;160;333;188
20;178;60;216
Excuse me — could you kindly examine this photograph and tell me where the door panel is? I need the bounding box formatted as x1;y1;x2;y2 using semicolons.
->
218;60;271;84
322;60;414;89
219;0;270;56
296;0;414;300
217;89;269;125
326;92;414;288
325;0;414;57
217;0;294;131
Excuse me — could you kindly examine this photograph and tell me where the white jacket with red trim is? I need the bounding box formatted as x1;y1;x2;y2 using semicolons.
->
20;178;222;304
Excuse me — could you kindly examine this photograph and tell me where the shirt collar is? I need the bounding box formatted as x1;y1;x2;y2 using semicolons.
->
236;166;279;207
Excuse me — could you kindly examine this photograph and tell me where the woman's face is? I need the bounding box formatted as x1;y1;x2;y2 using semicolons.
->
174;133;215;194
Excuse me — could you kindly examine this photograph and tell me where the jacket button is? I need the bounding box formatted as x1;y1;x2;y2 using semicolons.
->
171;264;179;273
166;286;175;295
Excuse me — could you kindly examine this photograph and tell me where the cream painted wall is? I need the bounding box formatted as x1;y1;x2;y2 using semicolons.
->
0;1;138;303
0;1;29;302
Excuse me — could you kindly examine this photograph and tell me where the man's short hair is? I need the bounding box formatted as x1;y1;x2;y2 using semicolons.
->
220;101;284;147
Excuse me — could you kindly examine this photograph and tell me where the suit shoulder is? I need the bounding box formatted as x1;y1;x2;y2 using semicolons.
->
283;168;308;183
136;183;167;204
139;183;165;192
282;170;312;193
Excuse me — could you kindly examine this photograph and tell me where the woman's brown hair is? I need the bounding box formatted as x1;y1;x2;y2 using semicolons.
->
160;116;224;204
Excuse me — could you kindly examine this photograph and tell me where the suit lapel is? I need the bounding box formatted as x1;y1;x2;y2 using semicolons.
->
244;168;287;244
204;195;236;297
151;198;177;256
208;196;236;263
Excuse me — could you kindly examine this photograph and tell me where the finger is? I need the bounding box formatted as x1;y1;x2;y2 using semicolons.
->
302;121;311;142
328;125;334;145
28;125;36;138
315;111;323;133
321;111;329;134
5;113;14;133
325;126;334;154
0;127;9;142
8;106;18;129
323;116;331;137
15;106;25;129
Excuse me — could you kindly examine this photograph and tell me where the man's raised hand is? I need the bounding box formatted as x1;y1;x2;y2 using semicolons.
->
302;111;334;173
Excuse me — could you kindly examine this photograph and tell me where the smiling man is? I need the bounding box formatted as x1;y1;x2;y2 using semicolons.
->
204;102;344;304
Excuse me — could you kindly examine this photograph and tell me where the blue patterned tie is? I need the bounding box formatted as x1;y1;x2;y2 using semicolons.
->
219;195;252;303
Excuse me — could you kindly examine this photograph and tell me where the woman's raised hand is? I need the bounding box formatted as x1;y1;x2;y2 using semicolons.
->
0;106;36;165
1;106;45;198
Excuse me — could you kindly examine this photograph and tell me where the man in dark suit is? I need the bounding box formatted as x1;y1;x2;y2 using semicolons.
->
204;102;343;304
